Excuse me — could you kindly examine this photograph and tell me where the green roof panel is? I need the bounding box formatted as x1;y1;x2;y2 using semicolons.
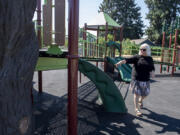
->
104;13;120;27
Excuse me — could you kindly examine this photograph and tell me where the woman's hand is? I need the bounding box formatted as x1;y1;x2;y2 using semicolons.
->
115;60;126;67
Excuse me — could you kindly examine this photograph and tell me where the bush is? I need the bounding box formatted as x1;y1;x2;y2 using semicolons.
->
122;39;139;55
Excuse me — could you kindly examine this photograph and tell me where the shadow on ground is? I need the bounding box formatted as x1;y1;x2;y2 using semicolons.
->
136;107;180;134
33;81;180;135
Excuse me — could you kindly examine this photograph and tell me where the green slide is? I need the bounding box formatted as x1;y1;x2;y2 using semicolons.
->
78;59;127;113
106;41;121;52
106;57;132;83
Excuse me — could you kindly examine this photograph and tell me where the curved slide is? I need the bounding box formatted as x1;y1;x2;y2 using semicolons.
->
106;57;132;83
78;59;127;113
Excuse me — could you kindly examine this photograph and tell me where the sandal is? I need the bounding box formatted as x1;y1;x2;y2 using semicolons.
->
135;109;142;116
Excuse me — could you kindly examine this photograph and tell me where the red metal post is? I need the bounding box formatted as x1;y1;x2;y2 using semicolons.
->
167;33;172;72
68;0;79;135
84;23;87;57
96;62;98;67
96;26;99;58
96;27;99;66
172;29;178;75
160;32;165;73
105;22;108;57
38;71;42;93
79;72;81;83
113;29;116;57
93;42;94;57
37;0;43;93
119;27;123;56
104;22;108;72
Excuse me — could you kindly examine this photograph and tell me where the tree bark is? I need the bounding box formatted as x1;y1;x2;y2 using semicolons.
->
0;0;38;135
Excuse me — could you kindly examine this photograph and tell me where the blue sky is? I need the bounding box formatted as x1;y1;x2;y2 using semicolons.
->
77;0;149;28
34;0;149;36
79;0;104;27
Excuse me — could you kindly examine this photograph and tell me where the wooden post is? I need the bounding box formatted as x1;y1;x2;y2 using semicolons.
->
55;0;65;45
43;0;52;46
160;32;165;73
68;0;79;135
37;0;43;93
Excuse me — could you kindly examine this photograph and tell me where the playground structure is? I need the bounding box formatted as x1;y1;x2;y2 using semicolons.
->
33;0;180;134
78;12;125;80
34;1;79;134
34;1;128;135
34;0;180;114
78;59;127;113
35;0;66;93
35;0;127;112
78;13;129;113
80;12;123;59
35;0;65;47
159;17;180;75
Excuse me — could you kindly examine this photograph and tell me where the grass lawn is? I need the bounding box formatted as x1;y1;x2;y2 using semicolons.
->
35;57;68;71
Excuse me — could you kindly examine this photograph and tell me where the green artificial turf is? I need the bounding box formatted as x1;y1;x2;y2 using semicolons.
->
36;57;68;71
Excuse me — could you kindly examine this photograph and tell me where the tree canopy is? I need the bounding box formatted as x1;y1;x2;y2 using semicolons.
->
145;0;180;44
99;0;144;39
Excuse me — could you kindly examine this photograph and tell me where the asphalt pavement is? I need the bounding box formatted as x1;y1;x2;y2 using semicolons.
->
33;64;180;135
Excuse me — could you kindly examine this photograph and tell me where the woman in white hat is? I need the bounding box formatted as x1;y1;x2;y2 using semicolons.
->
115;43;155;116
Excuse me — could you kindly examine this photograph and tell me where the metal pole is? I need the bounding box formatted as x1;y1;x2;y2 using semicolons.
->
105;22;108;57
96;26;99;66
167;33;172;72
104;22;108;72
37;0;43;93
84;23;87;57
172;29;178;75
119;27;123;56
79;72;81;83
113;29;116;57
68;0;79;134
160;32;165;73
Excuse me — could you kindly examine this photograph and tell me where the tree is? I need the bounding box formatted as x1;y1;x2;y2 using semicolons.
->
0;0;38;135
99;0;144;39
145;0;180;44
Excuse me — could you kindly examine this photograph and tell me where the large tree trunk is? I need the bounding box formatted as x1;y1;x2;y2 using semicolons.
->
0;0;38;135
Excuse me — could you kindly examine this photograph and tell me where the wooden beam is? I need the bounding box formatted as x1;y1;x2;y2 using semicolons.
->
43;0;52;46
55;0;65;45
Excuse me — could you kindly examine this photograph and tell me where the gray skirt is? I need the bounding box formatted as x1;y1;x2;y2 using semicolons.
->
129;80;150;96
